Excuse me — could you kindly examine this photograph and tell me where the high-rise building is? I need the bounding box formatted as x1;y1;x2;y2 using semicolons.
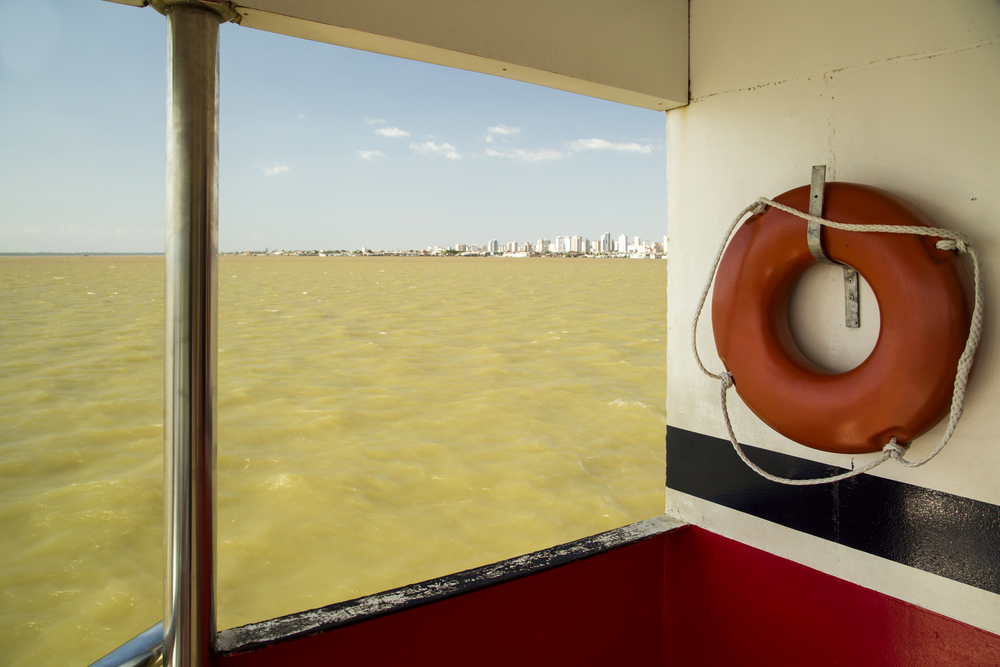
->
600;232;612;253
535;239;548;253
618;234;628;253
571;235;583;253
487;239;499;253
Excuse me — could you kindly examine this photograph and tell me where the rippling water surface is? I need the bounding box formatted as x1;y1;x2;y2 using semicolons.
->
1;255;666;666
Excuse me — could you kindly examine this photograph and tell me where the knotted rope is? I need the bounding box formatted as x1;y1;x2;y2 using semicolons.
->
692;197;983;485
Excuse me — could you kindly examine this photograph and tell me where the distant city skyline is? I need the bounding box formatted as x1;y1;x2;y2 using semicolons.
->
427;231;667;255
0;1;667;254
232;232;668;257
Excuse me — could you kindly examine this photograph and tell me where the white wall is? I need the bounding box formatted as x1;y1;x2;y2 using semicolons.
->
666;0;1000;633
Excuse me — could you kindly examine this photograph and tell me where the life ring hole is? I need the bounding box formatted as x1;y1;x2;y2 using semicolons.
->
787;263;881;373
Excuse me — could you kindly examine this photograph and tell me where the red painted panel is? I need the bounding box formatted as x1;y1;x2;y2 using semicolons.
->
218;526;1000;666
219;534;666;666
663;527;1000;667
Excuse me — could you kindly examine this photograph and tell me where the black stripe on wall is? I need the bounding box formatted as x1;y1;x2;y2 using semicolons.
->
666;426;1000;596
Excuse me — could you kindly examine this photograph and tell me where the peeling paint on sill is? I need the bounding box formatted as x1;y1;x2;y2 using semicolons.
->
217;515;684;656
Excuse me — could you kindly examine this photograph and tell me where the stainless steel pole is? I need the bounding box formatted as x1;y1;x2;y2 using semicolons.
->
163;4;223;666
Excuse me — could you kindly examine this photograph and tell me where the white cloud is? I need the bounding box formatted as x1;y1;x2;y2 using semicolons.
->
262;164;290;176
295;114;306;120
485;124;521;143
358;150;385;161
410;141;461;160
484;147;567;162
375;126;410;138
365;117;386;125
487;124;520;135
569;138;652;153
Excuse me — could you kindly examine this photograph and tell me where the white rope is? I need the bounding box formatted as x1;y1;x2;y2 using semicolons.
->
692;197;984;486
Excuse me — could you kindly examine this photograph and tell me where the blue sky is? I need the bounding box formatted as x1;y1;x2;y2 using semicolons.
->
0;0;667;253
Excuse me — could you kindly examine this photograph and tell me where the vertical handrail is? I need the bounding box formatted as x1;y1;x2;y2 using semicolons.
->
163;4;223;665
89;3;235;665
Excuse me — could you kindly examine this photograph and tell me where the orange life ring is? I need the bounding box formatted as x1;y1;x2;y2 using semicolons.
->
711;183;971;454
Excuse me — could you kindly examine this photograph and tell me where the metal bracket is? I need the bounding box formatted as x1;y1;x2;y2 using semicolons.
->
149;0;240;23
807;165;860;328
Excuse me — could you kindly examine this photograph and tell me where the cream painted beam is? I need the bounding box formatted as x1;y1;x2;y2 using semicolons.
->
231;0;688;110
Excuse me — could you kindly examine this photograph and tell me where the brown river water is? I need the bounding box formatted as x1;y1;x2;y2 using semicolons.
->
0;255;666;665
